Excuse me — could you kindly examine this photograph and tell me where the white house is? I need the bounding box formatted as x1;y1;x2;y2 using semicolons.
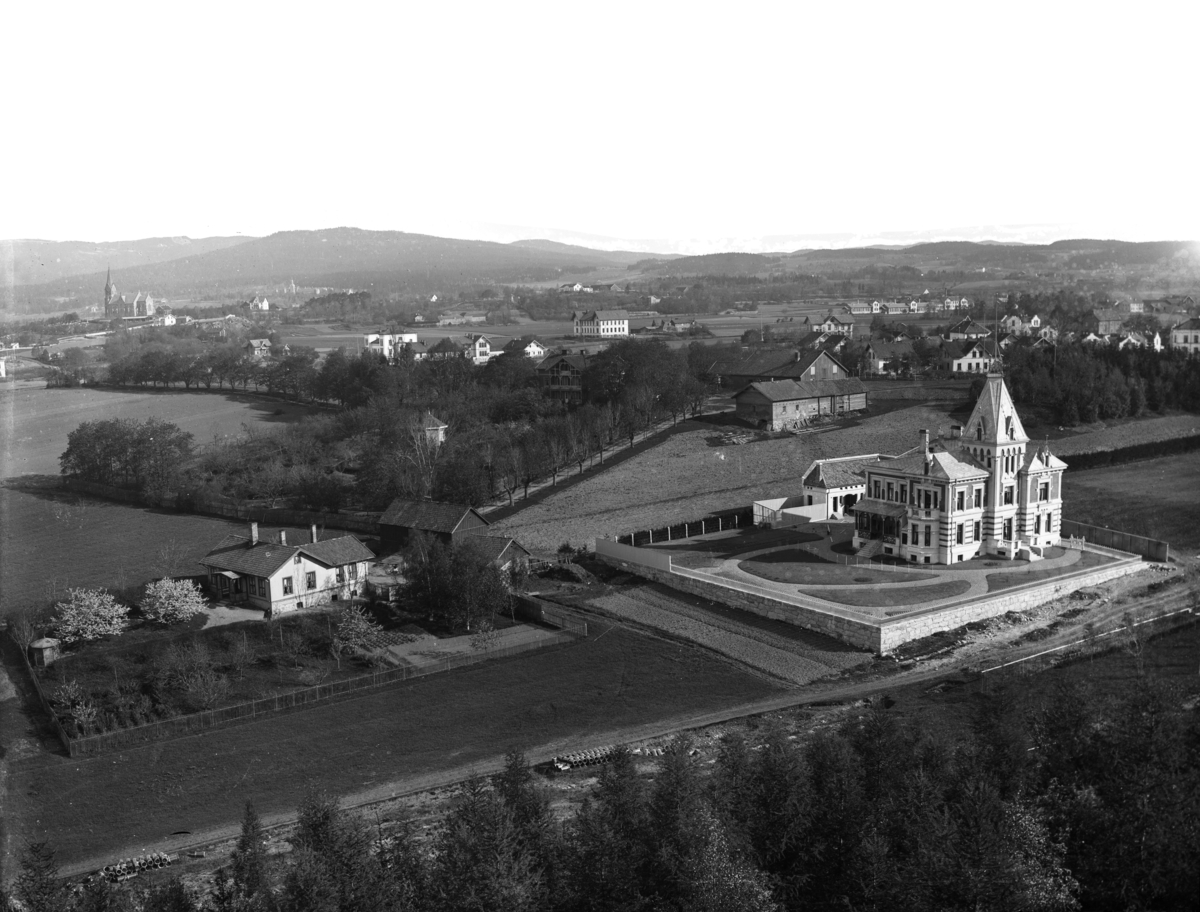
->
953;340;1001;373
364;331;418;360
502;336;547;359
200;524;375;616
573;309;629;338
464;334;492;364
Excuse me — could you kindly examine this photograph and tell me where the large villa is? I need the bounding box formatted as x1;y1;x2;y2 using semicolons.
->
851;371;1066;565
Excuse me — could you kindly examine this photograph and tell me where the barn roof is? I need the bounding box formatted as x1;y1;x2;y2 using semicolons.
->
379;499;489;535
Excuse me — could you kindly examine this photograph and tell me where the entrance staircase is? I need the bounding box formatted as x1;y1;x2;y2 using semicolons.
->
856;538;883;559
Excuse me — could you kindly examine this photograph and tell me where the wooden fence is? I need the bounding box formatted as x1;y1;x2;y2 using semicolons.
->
18;616;586;758
617;508;754;547
1060;520;1169;562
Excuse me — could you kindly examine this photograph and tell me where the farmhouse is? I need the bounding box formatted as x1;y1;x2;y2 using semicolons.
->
536;352;587;404
851;371;1066;564
379;499;489;552
863;341;914;374
573;309;629;337
200;524;374;616
732;377;868;430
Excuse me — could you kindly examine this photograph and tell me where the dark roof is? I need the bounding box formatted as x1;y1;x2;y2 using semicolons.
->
535;353;587;372
733;377;867;402
1174;317;1200;331
708;348;839;380
302;536;375;567
379;499;489;534
868;341;914;360
462;533;531;565
201;533;372;576
802;456;874;489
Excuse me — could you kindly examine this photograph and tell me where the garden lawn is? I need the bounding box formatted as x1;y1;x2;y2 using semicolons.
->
739;557;934;586
985;549;1112;592
806;580;972;608
10;623;783;866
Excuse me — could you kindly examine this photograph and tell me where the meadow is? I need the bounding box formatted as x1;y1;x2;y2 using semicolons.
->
0;386;318;617
9;622;783;867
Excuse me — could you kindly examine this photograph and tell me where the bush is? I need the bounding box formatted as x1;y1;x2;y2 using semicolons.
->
141;578;208;625
54;588;128;643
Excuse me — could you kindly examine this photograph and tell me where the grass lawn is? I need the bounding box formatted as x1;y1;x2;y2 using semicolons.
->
739;556;934;586
0;486;326;618
1063;451;1200;554
985;549;1112;592
806;580;972;608
11;623;783;865
653;529;823;558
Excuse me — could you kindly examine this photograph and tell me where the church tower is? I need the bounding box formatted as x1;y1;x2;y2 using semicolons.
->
963;368;1028;546
104;266;116;317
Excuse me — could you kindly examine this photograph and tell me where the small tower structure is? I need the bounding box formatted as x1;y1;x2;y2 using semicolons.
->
963;366;1028;547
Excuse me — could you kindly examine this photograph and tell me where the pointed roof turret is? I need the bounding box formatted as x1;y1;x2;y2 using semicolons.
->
965;373;1028;446
104;265;112;294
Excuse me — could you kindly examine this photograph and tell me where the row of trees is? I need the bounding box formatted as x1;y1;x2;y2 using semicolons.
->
12;668;1196;911
1002;342;1200;423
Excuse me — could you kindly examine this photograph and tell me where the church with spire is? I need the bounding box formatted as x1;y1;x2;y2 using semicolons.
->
851;367;1066;564
103;266;157;319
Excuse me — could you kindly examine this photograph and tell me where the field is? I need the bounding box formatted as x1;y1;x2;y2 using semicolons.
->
7;622;783;867
491;403;1200;554
1063;451;1200;555
0;387;318;618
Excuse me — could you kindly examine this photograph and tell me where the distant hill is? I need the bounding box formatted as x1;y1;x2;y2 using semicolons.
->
0;235;254;286
7;228;668;307
639;252;784;276
508;238;670;266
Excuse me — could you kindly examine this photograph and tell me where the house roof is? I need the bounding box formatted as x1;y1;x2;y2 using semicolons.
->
962;340;1001;358
535;353;587;372
733;377;867;402
379;499;489;535
868;341;914;360
966;373;1027;445
462;533;531;565
708;348;845;381
801;455;876;490
1173;317;1200;331
201;533;373;577
867;446;989;482
1024;443;1068;472
421;412;447;430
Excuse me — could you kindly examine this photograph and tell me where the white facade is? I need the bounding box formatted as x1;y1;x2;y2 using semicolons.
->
573;309;630;337
364;332;418;360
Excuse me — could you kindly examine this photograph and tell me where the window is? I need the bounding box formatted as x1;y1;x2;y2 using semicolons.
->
974;488;982;508
1003;519;1013;539
956;524;964;545
1046;514;1053;532
924;525;931;547
887;482;894;502
282;576;294;595
974;521;981;541
349;564;358;580
912;524;918;543
873;480;881;499
900;486;907;504
258;578;266;597
1004;486;1014;505
956;490;965;511
336;568;345;583
1039;483;1049;502
1035;515;1042;534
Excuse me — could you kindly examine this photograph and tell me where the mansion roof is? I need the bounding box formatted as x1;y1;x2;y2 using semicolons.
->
201;534;373;578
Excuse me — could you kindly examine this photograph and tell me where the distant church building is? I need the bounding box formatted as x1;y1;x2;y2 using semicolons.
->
104;267;156;319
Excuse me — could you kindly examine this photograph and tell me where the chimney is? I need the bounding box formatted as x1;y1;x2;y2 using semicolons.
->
249;522;259;546
920;428;930;456
279;530;287;546
310;524;319;544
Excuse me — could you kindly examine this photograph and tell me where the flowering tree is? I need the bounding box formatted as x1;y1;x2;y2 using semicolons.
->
331;606;382;667
141;578;208;625
54;588;128;643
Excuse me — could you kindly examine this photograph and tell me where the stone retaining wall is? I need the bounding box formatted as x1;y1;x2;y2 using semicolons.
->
597;551;1144;655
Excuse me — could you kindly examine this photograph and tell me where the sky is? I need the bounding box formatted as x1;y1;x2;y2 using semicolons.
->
3;1;1196;253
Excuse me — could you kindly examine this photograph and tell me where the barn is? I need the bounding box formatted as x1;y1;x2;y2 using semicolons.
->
732;378;868;430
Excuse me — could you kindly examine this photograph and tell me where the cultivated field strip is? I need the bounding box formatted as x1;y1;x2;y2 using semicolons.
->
587;583;871;685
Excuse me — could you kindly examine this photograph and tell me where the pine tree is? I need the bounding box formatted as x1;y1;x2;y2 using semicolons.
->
12;841;70;912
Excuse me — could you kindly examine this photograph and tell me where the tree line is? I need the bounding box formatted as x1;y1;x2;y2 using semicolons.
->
10;666;1197;911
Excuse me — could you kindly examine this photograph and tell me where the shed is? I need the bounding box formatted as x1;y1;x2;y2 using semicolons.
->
29;637;62;667
379;499;490;553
